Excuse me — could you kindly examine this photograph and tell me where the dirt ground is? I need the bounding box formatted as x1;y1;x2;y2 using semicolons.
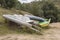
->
0;23;60;40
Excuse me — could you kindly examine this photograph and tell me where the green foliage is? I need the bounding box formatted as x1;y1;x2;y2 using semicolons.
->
19;1;60;22
19;1;44;17
30;2;42;16
41;2;59;22
15;1;21;10
0;0;60;23
0;0;18;9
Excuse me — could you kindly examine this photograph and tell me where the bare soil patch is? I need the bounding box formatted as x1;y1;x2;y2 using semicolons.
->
0;23;60;40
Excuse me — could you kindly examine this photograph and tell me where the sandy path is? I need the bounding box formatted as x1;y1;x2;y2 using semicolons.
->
0;23;60;40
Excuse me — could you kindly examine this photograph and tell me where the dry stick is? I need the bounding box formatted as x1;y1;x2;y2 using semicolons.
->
32;25;42;30
27;26;40;33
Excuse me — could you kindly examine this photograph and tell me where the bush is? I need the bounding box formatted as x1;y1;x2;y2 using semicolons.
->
41;2;59;22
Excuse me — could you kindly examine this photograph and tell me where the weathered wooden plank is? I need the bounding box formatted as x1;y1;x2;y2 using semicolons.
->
3;15;40;33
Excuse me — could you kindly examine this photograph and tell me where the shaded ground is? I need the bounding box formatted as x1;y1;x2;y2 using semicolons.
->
0;23;60;40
